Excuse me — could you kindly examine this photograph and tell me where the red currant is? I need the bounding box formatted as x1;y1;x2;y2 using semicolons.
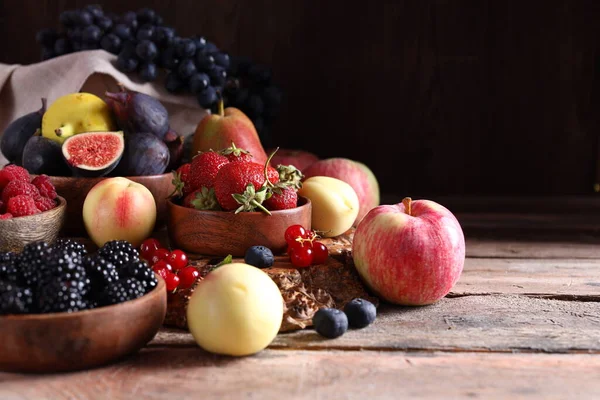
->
312;242;328;264
152;260;173;273
152;262;170;280
285;224;307;245
140;238;161;261
178;266;200;289
165;272;180;292
289;245;313;268
151;248;170;265
168;249;188;271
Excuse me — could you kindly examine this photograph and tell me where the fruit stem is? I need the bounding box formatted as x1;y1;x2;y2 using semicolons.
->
217;98;225;117
263;147;280;187
402;197;412;216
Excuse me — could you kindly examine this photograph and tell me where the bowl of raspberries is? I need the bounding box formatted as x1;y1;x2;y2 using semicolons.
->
167;145;312;256
0;238;167;373
0;165;66;252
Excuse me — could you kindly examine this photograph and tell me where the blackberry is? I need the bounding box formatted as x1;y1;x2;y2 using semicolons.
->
52;238;88;257
37;278;89;314
97;240;139;270
0;252;19;284
18;241;51;288
38;249;89;296
121;260;157;293
83;255;119;295
98;277;144;306
0;281;33;315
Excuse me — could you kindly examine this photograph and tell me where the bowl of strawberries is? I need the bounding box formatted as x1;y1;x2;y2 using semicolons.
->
167;145;312;257
0;165;66;252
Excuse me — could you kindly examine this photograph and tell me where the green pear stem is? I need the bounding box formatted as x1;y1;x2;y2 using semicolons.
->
402;197;412;216
217;98;225;117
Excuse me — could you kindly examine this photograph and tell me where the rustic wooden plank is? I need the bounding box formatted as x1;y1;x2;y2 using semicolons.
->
1;349;599;400
454;258;600;297
466;238;600;259
152;296;600;353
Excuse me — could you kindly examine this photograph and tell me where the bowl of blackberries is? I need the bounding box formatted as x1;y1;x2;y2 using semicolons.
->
0;238;167;373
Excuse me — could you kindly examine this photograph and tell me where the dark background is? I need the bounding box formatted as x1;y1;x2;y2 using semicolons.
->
1;0;600;198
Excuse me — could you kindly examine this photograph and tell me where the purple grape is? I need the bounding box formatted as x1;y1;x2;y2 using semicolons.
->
136;40;158;62
175;38;196;58
212;52;230;69
136;25;154;41
112;24;131;40
188;73;210;93
139;63;158;82
177;58;196;79
165;72;184;93
197;86;218;108
100;33;122;54
82;25;102;44
195;53;215;71
208;67;227;88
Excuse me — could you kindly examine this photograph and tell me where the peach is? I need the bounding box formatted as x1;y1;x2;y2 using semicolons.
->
82;177;156;247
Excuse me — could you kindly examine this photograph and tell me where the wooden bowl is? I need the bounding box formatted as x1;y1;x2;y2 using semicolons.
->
168;197;312;257
0;196;66;252
0;276;167;373
48;173;174;236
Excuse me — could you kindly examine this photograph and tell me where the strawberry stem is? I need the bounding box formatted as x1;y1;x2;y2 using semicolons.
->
263;147;280;188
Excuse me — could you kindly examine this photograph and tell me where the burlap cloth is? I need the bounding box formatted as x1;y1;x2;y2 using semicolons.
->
0;49;208;165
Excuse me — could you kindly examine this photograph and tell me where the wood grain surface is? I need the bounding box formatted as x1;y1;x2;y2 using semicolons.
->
2;0;600;196
1;350;599;400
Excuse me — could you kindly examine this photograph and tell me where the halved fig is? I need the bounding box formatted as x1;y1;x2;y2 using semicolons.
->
62;131;125;177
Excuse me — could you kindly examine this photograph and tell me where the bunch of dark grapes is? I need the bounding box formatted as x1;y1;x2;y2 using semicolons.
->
35;5;282;144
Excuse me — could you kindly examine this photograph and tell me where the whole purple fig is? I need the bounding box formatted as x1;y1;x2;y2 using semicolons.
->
105;89;169;140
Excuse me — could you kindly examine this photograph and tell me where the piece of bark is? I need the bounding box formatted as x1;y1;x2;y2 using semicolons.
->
163;230;378;332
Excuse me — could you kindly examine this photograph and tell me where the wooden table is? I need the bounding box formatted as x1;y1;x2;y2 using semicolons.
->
1;210;600;399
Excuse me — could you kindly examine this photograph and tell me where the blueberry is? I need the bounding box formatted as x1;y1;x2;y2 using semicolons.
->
208;67;227;88
165;72;184;93
212;52;230;69
136;25;154;42
195;53;215;71
136;40;158;62
82;25;102;43
313;308;348;339
188;72;210;93
112;24;131;40
139;63;158;82
343;298;376;329
177;58;197;79
197;86;218;108
175;38;196;58
244;246;274;269
100;33;122;54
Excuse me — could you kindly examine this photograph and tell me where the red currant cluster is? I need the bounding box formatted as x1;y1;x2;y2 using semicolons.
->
284;224;329;268
139;238;200;292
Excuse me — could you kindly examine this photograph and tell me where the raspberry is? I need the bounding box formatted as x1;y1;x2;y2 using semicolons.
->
0;213;11;220
31;175;57;199
2;180;40;204
7;195;40;217
0;165;30;192
35;197;56;212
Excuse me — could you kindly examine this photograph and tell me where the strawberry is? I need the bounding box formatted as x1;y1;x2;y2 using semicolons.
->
183;187;221;210
214;161;279;212
31;175;57;199
35;197;56;212
0;165;30;192
0;213;12;220
188;151;229;191
264;185;298;211
170;163;192;197
7;195;40;217
219;142;254;163
2;180;40;205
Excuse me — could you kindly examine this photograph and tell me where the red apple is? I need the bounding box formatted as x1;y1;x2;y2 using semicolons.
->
353;197;465;305
267;148;319;170
303;158;379;225
192;100;267;164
